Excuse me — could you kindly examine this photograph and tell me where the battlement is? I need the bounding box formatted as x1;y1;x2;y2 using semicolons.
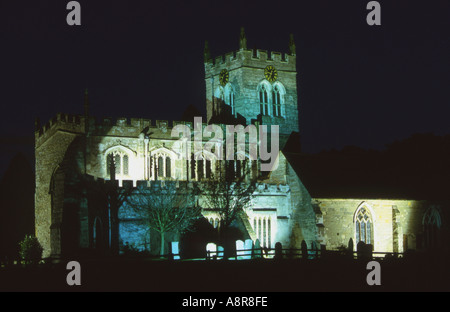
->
85;175;198;189
84;174;289;195
206;48;294;68
36;113;84;136
251;49;291;63
36;112;233;143
35;113;87;149
91;116;228;134
211;50;238;65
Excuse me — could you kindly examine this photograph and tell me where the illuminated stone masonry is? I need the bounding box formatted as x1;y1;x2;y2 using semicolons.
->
35;113;314;257
34;29;449;258
314;199;446;253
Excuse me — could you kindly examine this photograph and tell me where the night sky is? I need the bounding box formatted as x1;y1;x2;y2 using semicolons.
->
0;0;449;176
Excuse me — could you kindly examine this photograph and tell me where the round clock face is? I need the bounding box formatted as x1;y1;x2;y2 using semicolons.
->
264;65;278;82
219;69;229;86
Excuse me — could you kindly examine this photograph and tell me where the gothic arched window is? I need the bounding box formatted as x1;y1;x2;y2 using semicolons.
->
259;84;269;115
149;148;176;180
214;218;219;229
205;159;212;179
229;93;235;115
224;84;236;116
272;82;285;117
197;158;204;180
193;153;214;180
355;206;373;245
158;156;164;178
423;207;441;249
106;150;130;178
272;85;282;117
215;86;225;102
123;154;129;175
152;153;173;179
165;157;171;178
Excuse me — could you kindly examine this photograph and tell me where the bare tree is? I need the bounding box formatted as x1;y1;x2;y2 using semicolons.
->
126;181;201;256
199;159;257;257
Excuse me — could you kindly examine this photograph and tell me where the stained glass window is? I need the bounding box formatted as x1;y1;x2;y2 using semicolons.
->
165;157;171;178
259;85;269;115
158;156;164;177
355;207;373;244
123;154;129;175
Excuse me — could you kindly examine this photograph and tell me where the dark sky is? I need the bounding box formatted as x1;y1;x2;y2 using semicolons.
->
0;0;449;176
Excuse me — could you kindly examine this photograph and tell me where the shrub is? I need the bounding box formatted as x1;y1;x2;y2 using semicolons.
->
19;235;43;264
122;242;148;257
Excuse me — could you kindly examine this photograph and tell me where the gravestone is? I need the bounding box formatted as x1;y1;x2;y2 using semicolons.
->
217;246;224;260
244;239;253;259
253;239;262;259
171;242;180;260
301;240;308;259
236;240;245;260
348;238;354;258
357;241;367;260
274;242;282;260
311;241;318;259
206;242;217;260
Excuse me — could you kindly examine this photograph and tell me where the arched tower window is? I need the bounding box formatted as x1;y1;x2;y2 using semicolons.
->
224;83;236;116
215;86;225;102
259;84;269;116
272;82;285;117
272;85;282;117
355;206;373;245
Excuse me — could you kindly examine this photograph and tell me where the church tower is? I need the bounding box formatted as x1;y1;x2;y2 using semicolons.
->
204;28;299;143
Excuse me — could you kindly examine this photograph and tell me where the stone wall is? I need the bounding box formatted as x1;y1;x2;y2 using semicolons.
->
285;154;318;249
313;198;433;253
204;49;299;137
35;129;83;257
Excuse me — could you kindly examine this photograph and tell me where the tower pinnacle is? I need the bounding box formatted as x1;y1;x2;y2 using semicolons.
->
204;40;211;61
289;33;296;56
83;88;89;116
239;27;247;50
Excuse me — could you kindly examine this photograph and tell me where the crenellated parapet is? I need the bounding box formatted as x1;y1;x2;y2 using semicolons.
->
207;49;293;66
204;48;296;79
35;113;86;148
36;113;237;144
85;174;289;196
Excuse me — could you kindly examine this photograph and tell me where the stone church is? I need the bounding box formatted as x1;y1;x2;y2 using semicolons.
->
34;29;448;259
